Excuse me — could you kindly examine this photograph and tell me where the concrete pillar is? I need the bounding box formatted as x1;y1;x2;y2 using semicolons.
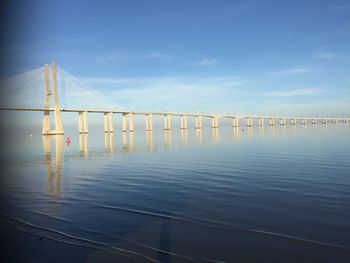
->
333;119;337;124
280;118;285;125
215;117;218;128
129;112;134;132
258;118;264;126
167;114;171;130
184;115;188;129
145;114;149;131
312;119;316;124
302;119;306;125
232;117;239;127
199;116;202;128
104;112;109;132
291;119;296;125
246;117;252;127
122;113;127;132
109;112;114;132
83;111;88;133
211;117;215;128
322;119;327;124
42;64;51;135
51;61;64;134
78;112;83;133
180;115;184;129
149;114;153;131
164;115;168;130
269;118;275;126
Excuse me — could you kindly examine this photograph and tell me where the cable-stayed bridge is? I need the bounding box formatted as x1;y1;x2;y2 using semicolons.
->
0;61;349;135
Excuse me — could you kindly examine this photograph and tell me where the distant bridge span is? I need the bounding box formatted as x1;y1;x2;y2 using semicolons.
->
0;61;349;135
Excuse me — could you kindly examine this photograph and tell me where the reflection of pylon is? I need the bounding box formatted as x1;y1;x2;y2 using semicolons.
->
42;61;64;135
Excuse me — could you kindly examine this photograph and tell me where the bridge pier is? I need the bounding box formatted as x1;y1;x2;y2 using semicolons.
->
195;116;202;129
104;113;109;132
322;119;327;124
232;117;239;127
211;116;218;128
129;112;134;132
291;118;296;125
83;111;88;133
164;114;171;130
122;113;127;132
302;119;306;125
269;118;275;126
280;118;286;125
333;119;337;124
78;112;83;133
180;115;188;129
312;119;316;124
246;117;253;127
258;118;264;126
145;114;153;131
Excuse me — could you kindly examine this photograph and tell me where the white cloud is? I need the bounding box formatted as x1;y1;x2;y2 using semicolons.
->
266;88;323;97
144;51;171;59
312;52;335;59
269;67;311;76
196;57;219;66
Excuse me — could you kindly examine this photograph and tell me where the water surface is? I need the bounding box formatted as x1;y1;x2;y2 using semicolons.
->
1;124;350;262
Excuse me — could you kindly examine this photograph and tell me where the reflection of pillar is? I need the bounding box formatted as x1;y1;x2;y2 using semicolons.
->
78;112;83;133
42;135;52;194
164;130;172;148
122;131;127;145
247;127;253;137
55;135;63;195
83;111;89;133
211;127;218;141
129;132;134;150
104;132;110;149
129;112;134;132
180;129;188;145
232;127;240;141
146;131;153;150
195;129;202;144
109;112;114;132
258;125;264;136
109;132;114;153
84;134;89;159
79;133;84;153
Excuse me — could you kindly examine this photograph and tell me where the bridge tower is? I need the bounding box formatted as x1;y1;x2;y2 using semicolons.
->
42;61;64;135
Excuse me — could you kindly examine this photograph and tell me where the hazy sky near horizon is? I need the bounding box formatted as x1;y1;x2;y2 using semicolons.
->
1;0;350;116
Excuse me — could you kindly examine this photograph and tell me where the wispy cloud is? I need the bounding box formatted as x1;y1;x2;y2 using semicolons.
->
94;51;129;63
269;67;311;76
266;88;323;97
195;57;219;66
312;51;335;59
144;51;171;60
82;75;244;111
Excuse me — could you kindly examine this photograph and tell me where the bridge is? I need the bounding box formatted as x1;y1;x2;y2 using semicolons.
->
1;61;349;135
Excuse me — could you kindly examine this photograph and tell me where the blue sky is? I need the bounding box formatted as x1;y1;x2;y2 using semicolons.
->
1;0;350;116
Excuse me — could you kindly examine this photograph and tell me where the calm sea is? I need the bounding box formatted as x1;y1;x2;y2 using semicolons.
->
1;124;350;262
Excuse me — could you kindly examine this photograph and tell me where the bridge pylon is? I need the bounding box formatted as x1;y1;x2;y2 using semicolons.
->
42;61;64;135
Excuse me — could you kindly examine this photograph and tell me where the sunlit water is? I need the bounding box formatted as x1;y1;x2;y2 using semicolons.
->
1;124;350;262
